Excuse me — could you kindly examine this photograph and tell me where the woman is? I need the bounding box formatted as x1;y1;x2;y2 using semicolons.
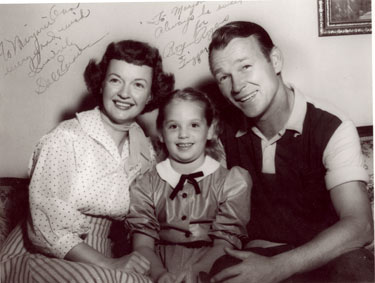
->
0;40;174;283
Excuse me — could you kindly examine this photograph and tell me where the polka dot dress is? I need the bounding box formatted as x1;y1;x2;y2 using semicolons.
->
27;107;155;258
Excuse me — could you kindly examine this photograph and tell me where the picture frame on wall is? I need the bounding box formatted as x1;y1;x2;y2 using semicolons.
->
318;0;372;36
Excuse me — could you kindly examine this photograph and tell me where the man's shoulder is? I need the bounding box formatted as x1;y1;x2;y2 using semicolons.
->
303;94;348;123
305;102;342;126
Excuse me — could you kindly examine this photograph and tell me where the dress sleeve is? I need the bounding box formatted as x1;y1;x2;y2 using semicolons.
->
27;130;90;258
126;172;160;241
209;166;252;249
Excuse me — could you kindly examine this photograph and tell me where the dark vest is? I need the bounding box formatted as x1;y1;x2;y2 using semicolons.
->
220;103;342;246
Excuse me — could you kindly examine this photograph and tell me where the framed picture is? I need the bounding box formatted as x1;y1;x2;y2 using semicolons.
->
318;0;372;36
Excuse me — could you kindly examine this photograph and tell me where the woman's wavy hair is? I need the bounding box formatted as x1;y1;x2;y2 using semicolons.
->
156;87;224;162
84;40;175;113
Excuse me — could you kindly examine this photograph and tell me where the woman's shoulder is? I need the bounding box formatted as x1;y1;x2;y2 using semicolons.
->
34;111;96;156
40;118;82;145
42;109;100;142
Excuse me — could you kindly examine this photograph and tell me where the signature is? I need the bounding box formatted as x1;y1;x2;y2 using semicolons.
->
1;3;90;77
163;15;230;69
35;33;108;95
143;0;242;69
0;4;81;64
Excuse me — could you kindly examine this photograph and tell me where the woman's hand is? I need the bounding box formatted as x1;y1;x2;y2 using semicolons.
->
107;251;151;275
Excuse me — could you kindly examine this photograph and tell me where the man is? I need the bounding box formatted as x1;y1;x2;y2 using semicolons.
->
207;21;374;282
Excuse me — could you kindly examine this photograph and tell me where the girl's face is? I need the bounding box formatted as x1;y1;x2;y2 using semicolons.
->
160;99;214;173
102;59;153;125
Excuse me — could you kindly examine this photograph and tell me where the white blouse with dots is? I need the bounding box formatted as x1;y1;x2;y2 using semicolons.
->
26;107;155;258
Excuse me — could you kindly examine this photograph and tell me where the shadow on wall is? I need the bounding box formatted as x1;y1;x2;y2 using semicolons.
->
197;79;243;125
59;91;100;122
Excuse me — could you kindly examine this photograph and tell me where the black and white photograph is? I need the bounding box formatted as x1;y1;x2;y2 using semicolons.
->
0;1;373;282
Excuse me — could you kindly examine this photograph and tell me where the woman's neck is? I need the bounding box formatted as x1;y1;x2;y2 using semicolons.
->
100;111;131;150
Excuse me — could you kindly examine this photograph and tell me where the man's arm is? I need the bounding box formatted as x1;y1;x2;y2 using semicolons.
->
211;180;373;283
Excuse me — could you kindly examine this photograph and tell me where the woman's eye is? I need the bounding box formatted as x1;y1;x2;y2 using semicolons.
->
134;82;145;89
108;77;120;84
243;64;251;70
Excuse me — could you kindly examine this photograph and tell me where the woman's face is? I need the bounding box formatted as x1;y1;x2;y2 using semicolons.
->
101;59;153;125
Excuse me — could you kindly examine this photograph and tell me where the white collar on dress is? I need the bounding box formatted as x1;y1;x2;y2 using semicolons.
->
156;156;220;188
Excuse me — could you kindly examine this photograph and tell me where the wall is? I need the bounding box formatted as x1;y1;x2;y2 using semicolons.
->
0;0;372;177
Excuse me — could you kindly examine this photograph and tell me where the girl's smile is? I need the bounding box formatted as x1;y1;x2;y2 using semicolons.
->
160;99;214;174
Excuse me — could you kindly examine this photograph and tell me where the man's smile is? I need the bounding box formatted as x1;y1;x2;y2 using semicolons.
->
236;90;258;103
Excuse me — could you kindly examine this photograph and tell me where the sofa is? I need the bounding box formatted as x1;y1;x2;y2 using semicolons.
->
0;126;373;251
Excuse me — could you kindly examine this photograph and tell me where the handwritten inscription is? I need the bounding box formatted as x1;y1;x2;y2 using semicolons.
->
0;4;107;94
144;0;242;69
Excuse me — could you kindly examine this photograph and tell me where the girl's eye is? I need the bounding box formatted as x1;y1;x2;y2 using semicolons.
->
191;123;200;128
167;124;177;130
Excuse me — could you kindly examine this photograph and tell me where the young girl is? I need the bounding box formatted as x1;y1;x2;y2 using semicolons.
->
126;88;252;282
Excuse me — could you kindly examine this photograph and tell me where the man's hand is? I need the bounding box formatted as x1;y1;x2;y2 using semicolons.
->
211;247;282;283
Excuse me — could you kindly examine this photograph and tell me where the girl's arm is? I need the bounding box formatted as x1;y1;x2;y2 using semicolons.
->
133;232;170;281
65;242;150;274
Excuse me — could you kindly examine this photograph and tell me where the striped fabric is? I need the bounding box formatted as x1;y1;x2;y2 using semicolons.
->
0;217;152;283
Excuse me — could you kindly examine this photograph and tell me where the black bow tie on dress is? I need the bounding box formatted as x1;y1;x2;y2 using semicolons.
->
169;171;204;200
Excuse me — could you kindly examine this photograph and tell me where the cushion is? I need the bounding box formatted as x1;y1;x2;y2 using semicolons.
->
0;178;29;250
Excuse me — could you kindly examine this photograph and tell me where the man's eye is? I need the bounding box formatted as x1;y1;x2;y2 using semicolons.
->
219;75;228;83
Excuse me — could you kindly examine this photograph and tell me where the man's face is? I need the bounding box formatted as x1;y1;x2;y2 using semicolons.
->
210;36;282;120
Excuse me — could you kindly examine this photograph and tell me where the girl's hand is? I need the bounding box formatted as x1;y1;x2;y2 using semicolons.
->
157;271;178;283
107;251;151;275
158;270;189;283
177;266;198;283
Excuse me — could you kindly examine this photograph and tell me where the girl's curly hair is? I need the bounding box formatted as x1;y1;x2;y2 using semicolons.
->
84;40;175;113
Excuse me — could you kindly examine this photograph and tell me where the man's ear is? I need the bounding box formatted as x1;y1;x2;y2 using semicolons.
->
270;47;283;75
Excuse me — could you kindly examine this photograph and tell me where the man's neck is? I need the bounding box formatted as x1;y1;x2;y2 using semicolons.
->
254;84;294;140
